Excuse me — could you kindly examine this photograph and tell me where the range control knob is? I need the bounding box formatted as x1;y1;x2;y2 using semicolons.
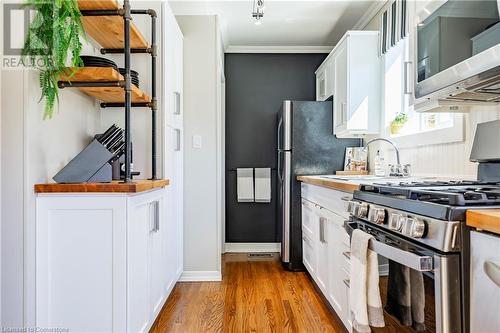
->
356;203;369;219
389;213;404;231
369;208;386;225
410;219;426;238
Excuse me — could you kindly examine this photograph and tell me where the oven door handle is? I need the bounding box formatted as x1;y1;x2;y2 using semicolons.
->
345;221;434;272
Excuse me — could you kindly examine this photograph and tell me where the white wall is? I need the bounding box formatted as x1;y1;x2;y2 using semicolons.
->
176;15;223;279
361;0;500;178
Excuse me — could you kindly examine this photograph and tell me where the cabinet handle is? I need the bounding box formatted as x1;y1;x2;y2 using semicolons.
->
174;91;181;115
319;217;326;243
404;61;413;95
343;279;350;288
484;261;500;288
155;201;160;232
149;202;156;233
342;251;351;260
341;196;351;202
174;129;181;152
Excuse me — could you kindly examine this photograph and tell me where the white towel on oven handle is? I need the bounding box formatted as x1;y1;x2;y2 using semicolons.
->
349;229;385;333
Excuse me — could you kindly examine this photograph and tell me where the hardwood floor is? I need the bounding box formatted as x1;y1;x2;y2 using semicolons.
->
150;253;347;333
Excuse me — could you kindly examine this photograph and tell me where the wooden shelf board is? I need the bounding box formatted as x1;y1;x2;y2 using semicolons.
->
78;0;119;10
77;0;149;49
60;67;151;104
35;179;169;193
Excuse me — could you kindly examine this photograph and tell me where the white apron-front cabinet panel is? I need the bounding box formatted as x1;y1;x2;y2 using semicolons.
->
36;196;127;333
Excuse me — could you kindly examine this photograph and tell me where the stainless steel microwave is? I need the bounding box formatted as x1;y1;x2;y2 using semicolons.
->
411;0;500;109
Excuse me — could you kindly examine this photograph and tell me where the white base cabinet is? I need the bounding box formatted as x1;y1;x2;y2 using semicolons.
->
301;183;353;332
36;188;179;333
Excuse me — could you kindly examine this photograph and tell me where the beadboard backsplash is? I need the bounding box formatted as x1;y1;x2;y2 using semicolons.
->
367;107;500;178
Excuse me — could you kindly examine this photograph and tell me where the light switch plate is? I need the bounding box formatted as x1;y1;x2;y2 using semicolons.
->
192;135;202;149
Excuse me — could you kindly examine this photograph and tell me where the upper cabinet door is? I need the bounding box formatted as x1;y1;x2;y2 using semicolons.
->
317;31;381;138
163;4;183;128
333;39;348;134
316;65;328;101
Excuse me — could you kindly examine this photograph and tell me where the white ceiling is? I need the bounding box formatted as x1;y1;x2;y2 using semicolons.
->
169;0;376;48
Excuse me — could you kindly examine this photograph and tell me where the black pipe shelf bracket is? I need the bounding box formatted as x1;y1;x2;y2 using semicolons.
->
59;1;159;182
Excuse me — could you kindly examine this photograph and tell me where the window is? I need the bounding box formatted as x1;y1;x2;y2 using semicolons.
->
381;36;463;147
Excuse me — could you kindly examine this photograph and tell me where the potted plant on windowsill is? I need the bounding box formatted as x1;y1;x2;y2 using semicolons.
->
390;112;408;135
22;0;86;119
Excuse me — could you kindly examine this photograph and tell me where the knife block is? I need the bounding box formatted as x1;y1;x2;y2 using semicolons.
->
53;139;114;183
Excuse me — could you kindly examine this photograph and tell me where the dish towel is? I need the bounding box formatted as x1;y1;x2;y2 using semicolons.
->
236;168;254;203
385;260;426;331
254;168;271;203
349;229;385;333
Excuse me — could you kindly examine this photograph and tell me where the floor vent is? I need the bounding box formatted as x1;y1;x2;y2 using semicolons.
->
248;253;274;258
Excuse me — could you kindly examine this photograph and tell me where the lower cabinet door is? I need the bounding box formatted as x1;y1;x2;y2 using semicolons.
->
149;194;167;319
316;215;329;293
36;196;127;333
128;194;154;333
302;233;316;275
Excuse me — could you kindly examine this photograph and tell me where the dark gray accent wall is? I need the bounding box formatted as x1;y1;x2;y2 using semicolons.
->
225;53;327;243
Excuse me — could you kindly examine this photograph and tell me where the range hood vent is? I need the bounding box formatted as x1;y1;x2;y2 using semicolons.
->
416;65;500;112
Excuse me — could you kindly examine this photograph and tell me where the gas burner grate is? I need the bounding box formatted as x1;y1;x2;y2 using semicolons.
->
410;187;500;206
359;182;500;206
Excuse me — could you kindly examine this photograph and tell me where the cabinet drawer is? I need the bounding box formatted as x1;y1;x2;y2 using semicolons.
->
301;183;352;219
301;198;316;240
302;233;315;275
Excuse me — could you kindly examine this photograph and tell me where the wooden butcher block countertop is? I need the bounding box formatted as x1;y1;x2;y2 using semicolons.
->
35;179;169;194
466;210;500;235
297;175;360;193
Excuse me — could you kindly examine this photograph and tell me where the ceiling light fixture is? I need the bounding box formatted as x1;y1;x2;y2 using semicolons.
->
252;0;264;25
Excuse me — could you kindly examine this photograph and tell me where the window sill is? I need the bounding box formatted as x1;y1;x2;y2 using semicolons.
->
390;114;464;148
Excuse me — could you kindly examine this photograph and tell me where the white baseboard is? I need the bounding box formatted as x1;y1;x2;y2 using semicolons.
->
179;271;222;282
224;242;280;253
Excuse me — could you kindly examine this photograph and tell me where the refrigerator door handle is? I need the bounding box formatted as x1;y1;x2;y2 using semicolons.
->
277;118;283;151
282;151;292;263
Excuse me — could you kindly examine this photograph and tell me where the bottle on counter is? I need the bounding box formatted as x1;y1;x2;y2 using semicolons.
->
374;150;386;177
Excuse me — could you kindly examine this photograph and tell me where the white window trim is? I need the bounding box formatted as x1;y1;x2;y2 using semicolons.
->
390;114;464;149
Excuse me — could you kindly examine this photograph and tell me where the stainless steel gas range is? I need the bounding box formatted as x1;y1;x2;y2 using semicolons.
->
347;180;500;333
344;119;500;333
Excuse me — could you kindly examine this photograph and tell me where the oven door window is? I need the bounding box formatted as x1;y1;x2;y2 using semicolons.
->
377;259;436;333
416;0;500;82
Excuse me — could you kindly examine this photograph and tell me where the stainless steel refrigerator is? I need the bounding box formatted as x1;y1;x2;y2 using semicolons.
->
277;100;361;270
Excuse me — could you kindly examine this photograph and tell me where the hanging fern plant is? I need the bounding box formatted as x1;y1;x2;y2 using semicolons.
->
22;0;86;119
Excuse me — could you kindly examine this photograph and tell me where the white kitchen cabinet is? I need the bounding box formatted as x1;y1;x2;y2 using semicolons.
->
36;196;127;333
470;230;500;333
162;3;184;284
164;3;184;128
315;57;334;101
301;183;353;332
302;199;318;275
316;31;381;138
36;188;177;333
334;31;381;138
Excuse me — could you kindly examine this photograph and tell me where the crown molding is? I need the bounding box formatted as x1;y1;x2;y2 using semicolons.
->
352;0;389;30
225;45;333;54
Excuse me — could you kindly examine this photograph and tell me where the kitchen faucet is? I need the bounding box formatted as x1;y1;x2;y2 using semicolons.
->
363;138;410;177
